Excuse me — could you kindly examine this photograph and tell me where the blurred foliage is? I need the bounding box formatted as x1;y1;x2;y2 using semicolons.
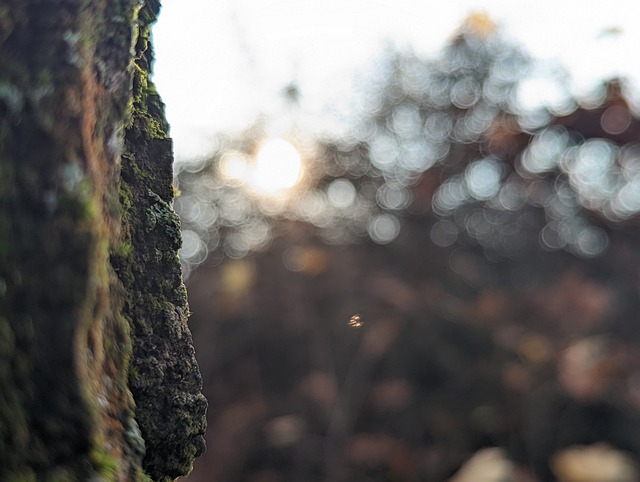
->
175;14;640;272
177;14;640;482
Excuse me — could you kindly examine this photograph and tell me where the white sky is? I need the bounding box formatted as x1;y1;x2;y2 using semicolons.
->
152;0;640;160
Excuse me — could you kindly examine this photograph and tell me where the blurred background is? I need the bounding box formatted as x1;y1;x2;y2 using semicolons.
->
153;2;640;481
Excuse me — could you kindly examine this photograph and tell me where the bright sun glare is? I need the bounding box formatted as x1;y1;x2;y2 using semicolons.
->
221;138;304;196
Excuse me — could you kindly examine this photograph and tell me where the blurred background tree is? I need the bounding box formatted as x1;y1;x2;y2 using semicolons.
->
175;13;640;482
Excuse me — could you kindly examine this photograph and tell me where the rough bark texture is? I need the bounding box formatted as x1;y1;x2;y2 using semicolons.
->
0;1;206;481
116;0;208;479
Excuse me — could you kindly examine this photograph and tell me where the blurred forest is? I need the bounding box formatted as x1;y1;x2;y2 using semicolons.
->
176;15;640;482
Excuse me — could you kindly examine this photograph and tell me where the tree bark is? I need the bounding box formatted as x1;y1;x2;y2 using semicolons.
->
0;1;206;481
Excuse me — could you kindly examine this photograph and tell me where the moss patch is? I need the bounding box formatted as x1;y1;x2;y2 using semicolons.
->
113;0;208;480
0;0;206;480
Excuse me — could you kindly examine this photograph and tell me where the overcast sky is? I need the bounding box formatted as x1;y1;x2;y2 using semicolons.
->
152;0;640;160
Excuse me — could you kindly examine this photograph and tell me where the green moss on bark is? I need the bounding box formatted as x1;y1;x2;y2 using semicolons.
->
113;1;208;480
0;0;206;480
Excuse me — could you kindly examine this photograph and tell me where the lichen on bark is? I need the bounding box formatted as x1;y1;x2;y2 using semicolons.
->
114;0;208;479
0;0;206;480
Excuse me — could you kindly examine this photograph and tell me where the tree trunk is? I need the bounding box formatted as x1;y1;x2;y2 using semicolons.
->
0;1;207;481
